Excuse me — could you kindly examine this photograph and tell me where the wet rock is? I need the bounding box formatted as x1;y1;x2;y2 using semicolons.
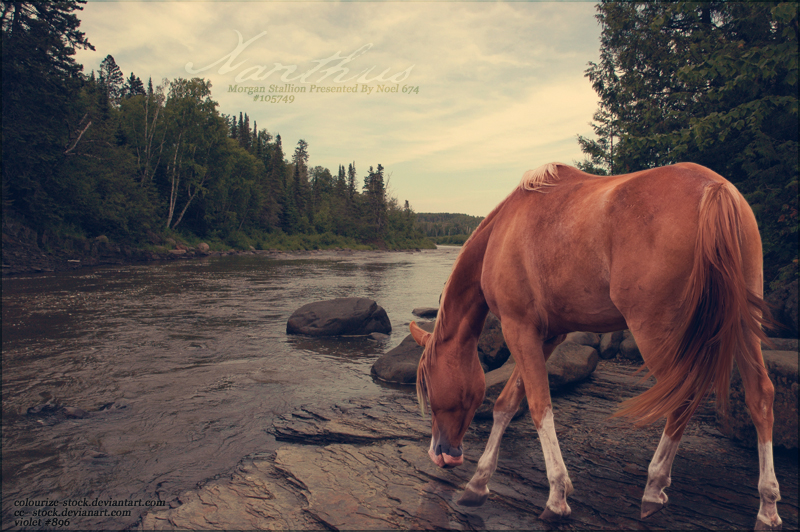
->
141;368;799;531
27;403;59;416
566;331;601;349
371;314;511;385
98;401;128;411
371;322;434;384
477;312;510;371
412;307;438;318
271;402;427;445
764;337;798;351
618;332;642;361
546;342;600;390
287;297;392;337
716;350;798;449
766;278;798;338
368;332;390;341
62;406;89;419
474;359;527;420
599;330;625;359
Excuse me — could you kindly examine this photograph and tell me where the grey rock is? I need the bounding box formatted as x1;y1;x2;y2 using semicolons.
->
197;242;210;253
371;322;434;384
412;307;438;318
474;359;527;420
618;334;642;361
764;337;798;352
477;312;510;371
371;313;512;385
287;298;392;337
27;403;58;415
62;406;88;419
766;279;798;338
599;330;625;359
566;331;600;349
368;332;390;341
717;350;798;449
547;342;600;390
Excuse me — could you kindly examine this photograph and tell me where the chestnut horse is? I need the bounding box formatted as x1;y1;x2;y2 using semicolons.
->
409;162;782;530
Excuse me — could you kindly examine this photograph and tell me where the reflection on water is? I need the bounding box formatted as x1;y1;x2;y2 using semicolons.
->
1;248;459;530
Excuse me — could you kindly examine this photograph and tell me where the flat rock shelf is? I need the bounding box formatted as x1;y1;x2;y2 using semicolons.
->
140;360;798;531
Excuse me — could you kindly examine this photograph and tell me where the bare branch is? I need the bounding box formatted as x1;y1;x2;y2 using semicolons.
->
64;119;92;155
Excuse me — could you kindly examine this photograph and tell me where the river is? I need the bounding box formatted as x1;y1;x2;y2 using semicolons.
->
1;247;460;530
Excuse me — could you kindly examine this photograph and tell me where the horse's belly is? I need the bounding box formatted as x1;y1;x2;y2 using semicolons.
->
543;284;627;334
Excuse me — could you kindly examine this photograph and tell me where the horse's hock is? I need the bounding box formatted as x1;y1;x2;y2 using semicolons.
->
717;347;799;450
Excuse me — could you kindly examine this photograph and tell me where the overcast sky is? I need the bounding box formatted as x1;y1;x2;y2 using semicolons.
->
75;0;602;217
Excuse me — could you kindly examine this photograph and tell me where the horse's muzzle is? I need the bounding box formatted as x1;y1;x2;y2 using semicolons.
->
429;441;464;468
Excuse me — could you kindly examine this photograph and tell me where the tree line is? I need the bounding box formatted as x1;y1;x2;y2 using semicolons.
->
577;1;798;285
415;213;484;245
1;1;430;251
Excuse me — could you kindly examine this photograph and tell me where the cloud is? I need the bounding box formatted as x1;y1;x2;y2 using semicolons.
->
75;0;602;216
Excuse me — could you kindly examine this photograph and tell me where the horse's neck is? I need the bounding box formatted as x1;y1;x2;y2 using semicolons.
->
438;233;490;348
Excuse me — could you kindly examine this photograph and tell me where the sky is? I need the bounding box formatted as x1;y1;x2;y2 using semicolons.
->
75;0;603;217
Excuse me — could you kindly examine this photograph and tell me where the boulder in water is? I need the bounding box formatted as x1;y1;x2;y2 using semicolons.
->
287;298;392;337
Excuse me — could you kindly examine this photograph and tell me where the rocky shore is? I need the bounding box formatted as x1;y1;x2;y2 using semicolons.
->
139;358;799;531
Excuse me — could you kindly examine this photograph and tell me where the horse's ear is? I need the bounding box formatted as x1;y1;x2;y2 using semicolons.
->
410;321;431;347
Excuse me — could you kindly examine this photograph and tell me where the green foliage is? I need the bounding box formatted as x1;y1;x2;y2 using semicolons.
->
0;2;456;253
578;1;799;283
2;1;94;229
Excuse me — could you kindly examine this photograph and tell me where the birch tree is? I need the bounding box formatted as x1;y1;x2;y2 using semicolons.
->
163;78;225;230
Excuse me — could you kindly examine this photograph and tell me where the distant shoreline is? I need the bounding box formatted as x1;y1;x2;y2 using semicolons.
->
1;240;447;277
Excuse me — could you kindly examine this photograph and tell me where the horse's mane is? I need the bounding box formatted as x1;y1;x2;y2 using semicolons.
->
417;164;566;415
519;162;566;192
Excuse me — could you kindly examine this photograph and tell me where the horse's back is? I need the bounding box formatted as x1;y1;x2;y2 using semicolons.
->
481;163;759;334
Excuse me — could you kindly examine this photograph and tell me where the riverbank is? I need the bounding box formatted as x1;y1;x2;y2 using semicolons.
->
0;220;434;277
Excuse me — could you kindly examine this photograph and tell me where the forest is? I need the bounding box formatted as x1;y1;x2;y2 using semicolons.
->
415;213;484;245
1;1;431;252
2;1;797;284
576;1;797;286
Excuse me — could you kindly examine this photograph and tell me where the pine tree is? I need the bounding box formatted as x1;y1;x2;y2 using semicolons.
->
123;72;145;98
292;139;310;219
347;162;357;201
334;164;347;198
99;54;124;106
2;0;94;225
578;1;798;282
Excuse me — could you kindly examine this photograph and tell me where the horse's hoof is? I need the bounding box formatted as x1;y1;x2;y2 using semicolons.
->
457;486;489;507
539;506;569;522
755;516;783;531
640;500;666;519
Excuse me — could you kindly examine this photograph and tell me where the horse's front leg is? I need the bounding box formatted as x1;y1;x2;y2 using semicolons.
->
504;325;573;521
459;334;565;508
458;364;526;507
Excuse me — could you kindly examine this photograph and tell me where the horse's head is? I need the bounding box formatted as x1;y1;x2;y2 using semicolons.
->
410;321;485;469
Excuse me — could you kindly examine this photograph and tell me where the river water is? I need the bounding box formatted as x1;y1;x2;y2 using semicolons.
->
1;247;460;530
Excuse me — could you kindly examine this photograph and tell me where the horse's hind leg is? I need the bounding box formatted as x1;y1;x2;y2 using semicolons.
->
736;341;782;530
459;334;565;508
641;405;690;519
